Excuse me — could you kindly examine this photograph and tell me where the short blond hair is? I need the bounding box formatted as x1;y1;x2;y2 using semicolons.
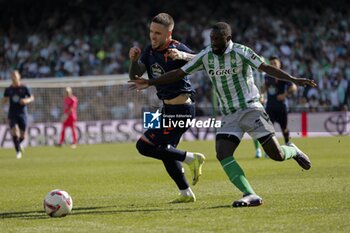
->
11;70;21;79
65;87;73;95
152;13;174;31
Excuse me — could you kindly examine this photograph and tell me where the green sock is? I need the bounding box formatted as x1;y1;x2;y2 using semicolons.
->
253;140;259;150
281;145;298;160
220;156;255;195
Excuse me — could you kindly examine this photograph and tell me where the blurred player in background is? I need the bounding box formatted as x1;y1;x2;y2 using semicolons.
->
129;13;205;203
56;87;78;148
130;22;317;207
2;70;34;159
265;56;297;145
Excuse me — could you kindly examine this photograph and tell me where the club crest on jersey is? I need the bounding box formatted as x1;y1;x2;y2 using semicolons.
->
268;86;277;95
12;95;20;103
151;63;165;78
208;59;214;65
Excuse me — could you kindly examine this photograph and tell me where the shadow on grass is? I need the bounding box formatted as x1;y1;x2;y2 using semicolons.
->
0;206;117;219
0;204;231;219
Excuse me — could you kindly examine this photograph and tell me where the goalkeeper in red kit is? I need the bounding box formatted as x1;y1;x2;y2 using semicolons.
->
56;87;78;148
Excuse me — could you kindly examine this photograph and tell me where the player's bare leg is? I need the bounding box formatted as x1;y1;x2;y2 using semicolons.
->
260;134;311;170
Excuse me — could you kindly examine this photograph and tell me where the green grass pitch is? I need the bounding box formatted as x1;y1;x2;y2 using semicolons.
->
1;137;349;233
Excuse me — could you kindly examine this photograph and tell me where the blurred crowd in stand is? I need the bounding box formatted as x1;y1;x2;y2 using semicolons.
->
0;0;349;115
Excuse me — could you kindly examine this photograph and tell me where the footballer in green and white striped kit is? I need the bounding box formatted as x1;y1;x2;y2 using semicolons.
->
182;39;269;157
131;22;317;207
182;40;263;116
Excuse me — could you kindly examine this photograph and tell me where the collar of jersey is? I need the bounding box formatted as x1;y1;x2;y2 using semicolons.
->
11;84;22;88
154;39;173;52
209;40;233;55
223;40;234;54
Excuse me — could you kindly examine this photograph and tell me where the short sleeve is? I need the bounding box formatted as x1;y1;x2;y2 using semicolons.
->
139;45;151;66
181;50;206;74
4;88;9;97
236;44;264;70
24;86;32;97
177;43;195;54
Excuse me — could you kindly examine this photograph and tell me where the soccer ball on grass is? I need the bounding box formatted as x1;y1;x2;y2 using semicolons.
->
43;189;73;217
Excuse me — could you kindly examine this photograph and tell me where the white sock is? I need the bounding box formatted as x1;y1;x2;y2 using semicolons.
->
180;187;195;197
184;152;195;164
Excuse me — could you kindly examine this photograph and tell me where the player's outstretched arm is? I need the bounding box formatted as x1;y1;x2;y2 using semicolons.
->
129;69;187;91
149;69;186;85
20;95;35;105
168;49;197;61
258;63;317;87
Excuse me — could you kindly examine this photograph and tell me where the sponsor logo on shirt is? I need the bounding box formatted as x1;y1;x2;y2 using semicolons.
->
208;68;238;76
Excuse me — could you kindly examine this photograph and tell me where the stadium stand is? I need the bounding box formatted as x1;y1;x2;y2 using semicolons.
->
0;0;349;115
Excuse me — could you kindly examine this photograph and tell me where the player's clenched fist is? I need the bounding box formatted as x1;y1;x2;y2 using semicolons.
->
129;47;141;62
168;48;184;60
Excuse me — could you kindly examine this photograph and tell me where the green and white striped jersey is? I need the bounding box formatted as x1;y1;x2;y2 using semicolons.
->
181;40;264;115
